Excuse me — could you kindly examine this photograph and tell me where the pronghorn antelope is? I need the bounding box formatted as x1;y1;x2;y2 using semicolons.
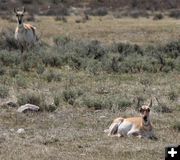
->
104;100;157;140
14;7;38;53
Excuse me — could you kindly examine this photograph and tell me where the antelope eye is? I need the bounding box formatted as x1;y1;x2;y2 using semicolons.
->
147;109;150;112
16;15;18;17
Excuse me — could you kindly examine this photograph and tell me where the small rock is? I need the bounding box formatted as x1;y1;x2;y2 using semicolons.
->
0;101;18;108
10;128;15;132
100;116;106;119
17;104;40;113
17;128;25;134
6;101;18;108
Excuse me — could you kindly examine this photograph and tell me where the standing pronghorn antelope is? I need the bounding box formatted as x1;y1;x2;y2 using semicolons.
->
14;7;38;53
104;100;157;140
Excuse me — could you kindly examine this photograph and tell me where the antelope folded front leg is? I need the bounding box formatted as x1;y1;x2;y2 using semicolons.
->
127;130;140;137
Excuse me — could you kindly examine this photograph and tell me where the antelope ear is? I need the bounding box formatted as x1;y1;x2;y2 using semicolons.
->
22;7;26;13
139;107;144;113
139;107;143;113
148;99;152;108
14;8;17;14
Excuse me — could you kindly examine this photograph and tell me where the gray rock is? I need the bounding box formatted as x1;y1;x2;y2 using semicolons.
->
0;101;18;108
17;128;25;134
10;128;15;132
17;104;40;113
6;101;18;108
99;116;106;119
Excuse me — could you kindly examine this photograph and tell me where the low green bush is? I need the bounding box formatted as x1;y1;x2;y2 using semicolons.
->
0;50;20;66
85;7;108;16
15;74;27;88
0;29;19;51
17;91;55;112
172;121;180;132
0;35;179;74
0;65;6;76
17;92;42;106
62;88;83;105
43;70;62;82
83;95;132;110
169;10;180;19
153;13;164;20
0;85;9;98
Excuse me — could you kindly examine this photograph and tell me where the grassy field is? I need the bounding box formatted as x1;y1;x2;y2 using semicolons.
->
0;14;180;160
1;15;180;45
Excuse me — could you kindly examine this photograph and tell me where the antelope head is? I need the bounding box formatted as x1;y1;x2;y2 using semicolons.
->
139;99;152;123
14;7;26;25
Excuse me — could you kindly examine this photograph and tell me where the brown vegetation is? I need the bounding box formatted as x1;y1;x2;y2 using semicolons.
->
0;1;179;160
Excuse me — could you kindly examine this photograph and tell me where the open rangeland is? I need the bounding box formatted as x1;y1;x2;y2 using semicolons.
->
0;14;179;160
0;15;180;45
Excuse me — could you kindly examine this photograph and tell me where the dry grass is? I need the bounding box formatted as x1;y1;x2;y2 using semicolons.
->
0;71;180;160
34;16;180;45
0;14;180;160
0;15;180;45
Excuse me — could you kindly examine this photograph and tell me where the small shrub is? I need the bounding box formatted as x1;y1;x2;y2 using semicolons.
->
86;60;102;75
140;78;152;86
54;95;60;106
169;10;180;19
113;11;122;18
25;14;36;22
17;92;55;112
65;53;83;70
0;51;20;66
63;89;77;105
111;43;143;56
0;2;8;11
44;70;62;82
36;63;45;75
21;60;32;72
83;96;131;110
113;10;150;19
62;88;83;105
130;10;149;18
116;99;132;110
9;69;19;77
168;91;177;101
53;36;71;46
153;104;172;113
78;40;107;59
20;53;41;72
15;74;27;88
83;96;108;110
85;7;108;16
0;85;9;98
44;104;57;112
46;5;69;16
55;15;67;22
1;14;16;22
174;57;180;71
17;92;42;106
153;13;164;20
42;51;63;67
0;65;6;76
163;40;180;59
0;29;19;50
172;121;180;132
21;0;33;4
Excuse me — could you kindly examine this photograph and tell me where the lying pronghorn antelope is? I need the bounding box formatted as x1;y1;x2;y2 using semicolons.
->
14;7;38;53
104;100;157;140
